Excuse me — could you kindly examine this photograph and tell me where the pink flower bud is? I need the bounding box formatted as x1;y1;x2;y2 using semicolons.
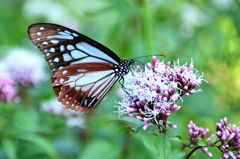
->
223;117;227;125
166;61;170;67
137;65;142;72
181;66;185;72
147;62;152;68
169;124;177;128
152;56;157;64
136;115;143;120
206;152;212;157
143;122;150;130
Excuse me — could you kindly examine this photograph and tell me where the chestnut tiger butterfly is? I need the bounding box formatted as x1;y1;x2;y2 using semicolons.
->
28;23;134;113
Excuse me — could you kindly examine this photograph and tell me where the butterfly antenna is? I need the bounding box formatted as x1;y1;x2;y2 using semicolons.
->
134;60;145;66
132;54;165;60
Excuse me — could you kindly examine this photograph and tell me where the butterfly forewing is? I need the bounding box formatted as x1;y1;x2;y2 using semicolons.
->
28;23;120;73
51;62;118;112
28;23;133;113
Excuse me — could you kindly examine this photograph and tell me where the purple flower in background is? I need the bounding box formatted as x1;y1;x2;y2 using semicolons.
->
215;117;240;159
116;56;206;132
4;48;48;87
187;120;212;157
0;68;18;102
41;98;85;128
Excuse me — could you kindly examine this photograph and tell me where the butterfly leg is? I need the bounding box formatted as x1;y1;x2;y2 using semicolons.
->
118;77;130;96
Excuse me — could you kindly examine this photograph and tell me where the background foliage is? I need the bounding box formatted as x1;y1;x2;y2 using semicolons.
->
0;0;240;158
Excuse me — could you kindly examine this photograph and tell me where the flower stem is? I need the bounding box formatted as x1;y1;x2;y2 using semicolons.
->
140;0;154;55
185;146;203;159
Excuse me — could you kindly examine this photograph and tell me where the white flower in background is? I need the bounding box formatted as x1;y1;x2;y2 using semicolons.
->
180;4;207;38
41;98;65;115
41;98;86;128
4;48;48;87
23;0;79;30
211;0;235;10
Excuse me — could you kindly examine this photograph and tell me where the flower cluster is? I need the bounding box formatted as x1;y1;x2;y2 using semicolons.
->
187;118;240;159
187;120;212;157
4;48;48;87
0;68;17;102
0;47;49;103
215;117;240;159
116;56;205;131
41;98;85;128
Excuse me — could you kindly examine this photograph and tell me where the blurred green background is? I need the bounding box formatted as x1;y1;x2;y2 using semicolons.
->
0;0;240;158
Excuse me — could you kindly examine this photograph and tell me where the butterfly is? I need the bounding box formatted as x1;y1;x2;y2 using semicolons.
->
28;23;134;113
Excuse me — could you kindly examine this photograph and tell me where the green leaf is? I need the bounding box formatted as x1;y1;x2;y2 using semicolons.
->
155;133;171;159
119;116;146;126
198;140;208;146
1;138;17;159
170;150;186;159
114;126;134;133
15;134;58;159
209;134;218;143
79;139;120;159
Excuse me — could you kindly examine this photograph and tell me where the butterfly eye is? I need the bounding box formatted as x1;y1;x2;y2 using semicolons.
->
28;23;134;112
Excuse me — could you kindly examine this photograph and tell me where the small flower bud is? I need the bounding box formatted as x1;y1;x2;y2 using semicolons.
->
137;65;142;72
147;62;152;68
152;56;157;64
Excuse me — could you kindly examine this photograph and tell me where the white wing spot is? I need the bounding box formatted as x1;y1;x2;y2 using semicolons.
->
60;45;65;52
57;28;60;31
50;63;53;65
62;70;67;74
71;104;74;107
78;69;86;72
60;78;64;84
67;45;75;50
54;57;59;62
37;38;40;41
65;95;68;97
66;101;69;104
50;48;55;52
51;40;59;44
63;53;73;61
42;41;48;45
76;106;78;108
75;87;80;91
47;35;73;40
64;30;71;34
46;53;50;56
72;33;78;37
40;27;44;30
37;32;41;35
71;50;86;59
49;60;52;62
44;49;47;52
59;66;64;70
74;100;76;103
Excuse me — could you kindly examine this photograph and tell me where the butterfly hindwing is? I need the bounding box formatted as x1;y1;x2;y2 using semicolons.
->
51;62;118;112
27;23;121;73
28;23;134;113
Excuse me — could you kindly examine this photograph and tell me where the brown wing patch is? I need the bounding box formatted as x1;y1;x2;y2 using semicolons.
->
51;62;118;112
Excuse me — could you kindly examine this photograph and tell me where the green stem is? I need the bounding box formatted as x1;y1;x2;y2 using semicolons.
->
141;0;154;55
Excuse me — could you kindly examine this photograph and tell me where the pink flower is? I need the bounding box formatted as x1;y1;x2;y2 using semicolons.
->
4;48;48;87
0;68;18;102
116;56;206;131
